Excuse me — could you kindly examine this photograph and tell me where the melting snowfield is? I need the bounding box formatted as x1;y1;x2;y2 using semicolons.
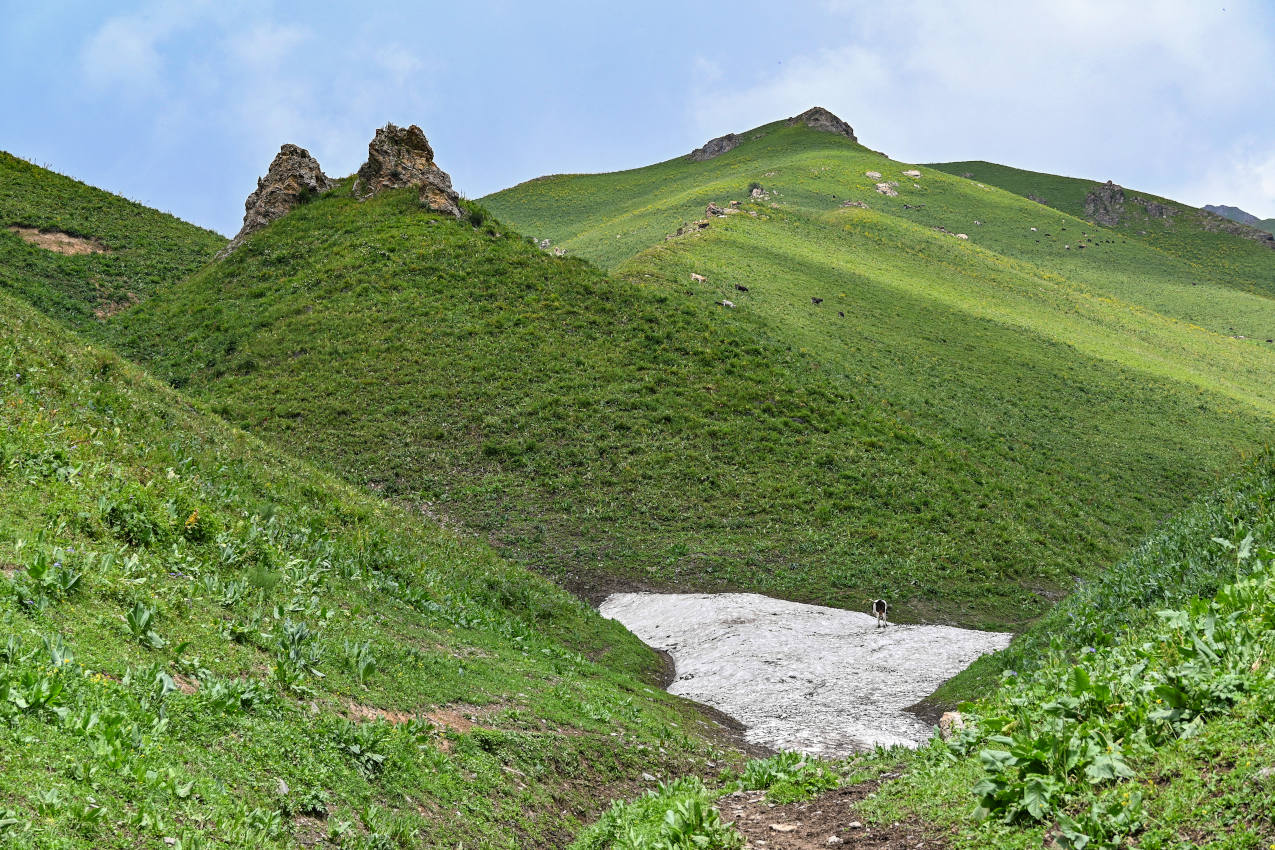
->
600;592;1012;756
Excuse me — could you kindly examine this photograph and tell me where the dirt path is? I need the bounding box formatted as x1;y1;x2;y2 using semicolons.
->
600;592;1011;755
725;782;948;849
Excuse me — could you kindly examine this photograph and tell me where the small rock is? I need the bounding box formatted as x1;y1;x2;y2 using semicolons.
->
865;170;882;180
641;772;657;781
938;711;965;739
956;233;969;240
826;837;844;846
276;778;290;796
875;183;898;197
770;823;799;832
163;840;176;847
902;169;922;178
848;821;863;829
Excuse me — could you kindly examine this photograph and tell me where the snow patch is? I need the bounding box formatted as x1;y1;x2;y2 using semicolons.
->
600;592;1012;756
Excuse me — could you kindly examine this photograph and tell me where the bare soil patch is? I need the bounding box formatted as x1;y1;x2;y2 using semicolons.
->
94;293;140;320
726;783;948;850
7;225;108;255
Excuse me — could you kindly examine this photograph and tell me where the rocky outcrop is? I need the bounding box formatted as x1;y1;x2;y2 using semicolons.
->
1198;210;1275;249
353;123;462;218
1084;180;1125;226
786;107;857;141
1134;196;1175;219
219;144;331;257
689;132;741;161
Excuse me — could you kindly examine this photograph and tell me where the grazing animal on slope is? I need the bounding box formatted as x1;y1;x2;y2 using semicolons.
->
811;297;823;305
871;598;888;628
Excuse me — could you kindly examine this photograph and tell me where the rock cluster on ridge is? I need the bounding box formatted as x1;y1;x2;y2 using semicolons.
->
786;106;857;141
1084;180;1126;226
218;144;331;258
353;123;462;218
688;132;741;161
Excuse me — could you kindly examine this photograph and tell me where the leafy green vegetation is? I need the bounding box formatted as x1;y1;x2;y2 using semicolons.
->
852;470;1275;847
0;151;225;325
0;292;739;848
569;778;742;850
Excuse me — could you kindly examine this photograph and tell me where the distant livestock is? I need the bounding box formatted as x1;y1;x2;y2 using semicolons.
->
811;297;824;305
735;284;749;292
691;273;707;282
717;299;735;308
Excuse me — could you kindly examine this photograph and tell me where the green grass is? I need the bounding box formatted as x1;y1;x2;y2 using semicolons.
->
86;169;1266;631
0;291;740;848
0;151;225;326
927;160;1275;305
854;462;1275;847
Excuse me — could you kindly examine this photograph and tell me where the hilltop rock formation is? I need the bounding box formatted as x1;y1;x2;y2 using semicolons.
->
353;123;462;218
1084;180;1125;226
689;132;741;161
786;107;857;142
219;144;331;258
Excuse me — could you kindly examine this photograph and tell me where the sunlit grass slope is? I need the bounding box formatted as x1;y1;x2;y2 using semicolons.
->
929;159;1275;302
0;291;733;849
0;151;225;325
103;173;1268;631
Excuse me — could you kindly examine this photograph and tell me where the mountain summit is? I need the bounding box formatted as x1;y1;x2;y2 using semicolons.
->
785;105;856;140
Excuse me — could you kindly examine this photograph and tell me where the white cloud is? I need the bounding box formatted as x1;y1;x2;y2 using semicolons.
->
689;0;1275;213
80;15;171;93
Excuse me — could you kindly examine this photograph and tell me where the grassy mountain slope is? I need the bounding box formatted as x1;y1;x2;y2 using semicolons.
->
929;160;1275;301
101;135;1274;631
100;181;1093;628
0;152;226;326
0;290;735;849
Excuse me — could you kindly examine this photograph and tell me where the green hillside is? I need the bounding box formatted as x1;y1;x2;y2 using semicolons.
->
928;160;1275;300
84;134;1259;634
0;287;741;848
0;152;226;325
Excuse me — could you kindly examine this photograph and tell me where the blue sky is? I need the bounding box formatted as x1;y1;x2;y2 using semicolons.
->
4;0;1275;236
